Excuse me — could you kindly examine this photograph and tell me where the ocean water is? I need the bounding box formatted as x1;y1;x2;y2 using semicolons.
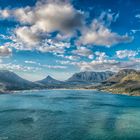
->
0;90;139;140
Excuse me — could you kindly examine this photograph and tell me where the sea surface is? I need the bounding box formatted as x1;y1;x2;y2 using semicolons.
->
0;90;139;140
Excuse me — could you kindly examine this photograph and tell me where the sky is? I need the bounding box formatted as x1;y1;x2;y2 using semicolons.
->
0;0;140;81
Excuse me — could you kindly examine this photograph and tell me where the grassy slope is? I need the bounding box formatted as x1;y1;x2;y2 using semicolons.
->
87;72;140;96
112;73;140;95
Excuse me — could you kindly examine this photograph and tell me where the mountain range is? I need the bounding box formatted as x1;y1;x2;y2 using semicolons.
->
0;70;114;91
67;71;115;83
0;69;140;96
0;70;41;92
89;69;140;96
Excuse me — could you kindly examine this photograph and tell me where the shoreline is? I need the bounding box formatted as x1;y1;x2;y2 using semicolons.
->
0;88;139;96
97;89;140;96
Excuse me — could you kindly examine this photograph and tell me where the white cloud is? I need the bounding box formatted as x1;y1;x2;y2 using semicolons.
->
0;0;84;54
25;61;37;64
13;7;35;24
0;46;12;57
15;26;40;46
38;39;70;54
33;3;84;33
135;14;140;19
131;29;140;34
74;58;140;72
57;54;80;60
73;47;93;59
56;60;71;65
0;9;10;18
0;1;133;60
75;59;118;71
0;1;84;34
0;62;41;72
116;50;138;59
64;55;80;60
78;19;133;47
88;54;94;59
95;51;108;61
42;64;67;69
98;11;119;25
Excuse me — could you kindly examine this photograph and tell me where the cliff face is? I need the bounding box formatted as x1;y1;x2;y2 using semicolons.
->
67;71;115;83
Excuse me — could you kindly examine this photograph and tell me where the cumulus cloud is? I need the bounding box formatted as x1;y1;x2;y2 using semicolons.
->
25;61;37;64
64;55;80;60
42;64;67;69
0;1;84;34
0;9;11;18
13;7;35;24
0;0;134;61
0;62;41;72
116;50;138;59
57;54;80;60
75;59;117;71
75;59;140;72
0;46;12;57
78;19;133;47
39;46;65;54
56;60;71;65
38;39;70;54
0;0;84;55
15;26;41;46
73;47;94;59
98;11;119;26
95;51;108;61
33;3;84;33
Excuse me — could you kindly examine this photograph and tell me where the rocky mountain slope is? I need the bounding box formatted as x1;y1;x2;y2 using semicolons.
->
37;75;62;85
67;71;115;84
36;75;67;88
0;70;41;91
92;69;140;96
1;69;140;96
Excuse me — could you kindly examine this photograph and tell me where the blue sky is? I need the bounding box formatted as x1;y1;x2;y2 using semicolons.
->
0;0;140;81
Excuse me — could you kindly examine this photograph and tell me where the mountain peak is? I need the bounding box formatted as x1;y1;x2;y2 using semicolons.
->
46;75;54;80
37;75;62;84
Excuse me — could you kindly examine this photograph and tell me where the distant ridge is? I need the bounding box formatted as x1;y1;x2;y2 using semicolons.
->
90;69;140;96
67;71;115;83
0;70;40;91
1;69;140;96
103;69;138;84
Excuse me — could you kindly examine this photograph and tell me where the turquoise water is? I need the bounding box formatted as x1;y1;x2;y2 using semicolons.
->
0;90;139;140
